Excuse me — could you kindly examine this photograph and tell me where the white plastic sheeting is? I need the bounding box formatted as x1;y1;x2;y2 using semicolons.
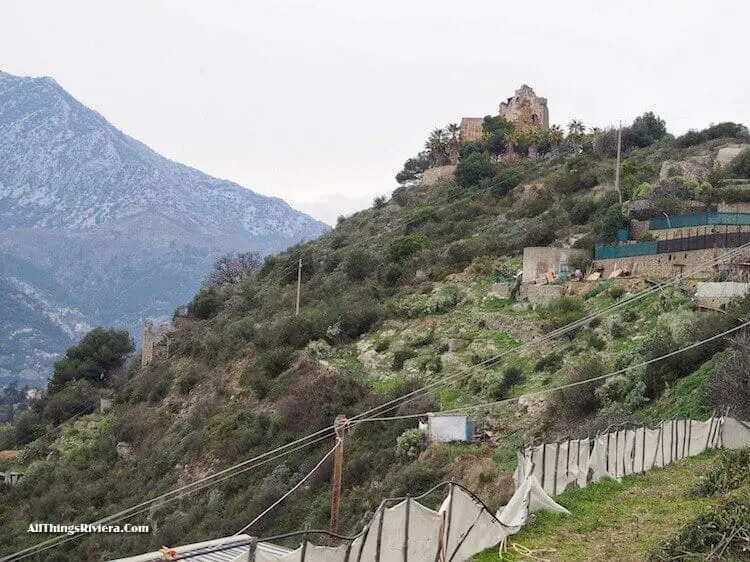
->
519;417;749;497
251;481;566;562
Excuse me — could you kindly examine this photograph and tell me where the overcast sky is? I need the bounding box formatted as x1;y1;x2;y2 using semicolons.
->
2;1;748;224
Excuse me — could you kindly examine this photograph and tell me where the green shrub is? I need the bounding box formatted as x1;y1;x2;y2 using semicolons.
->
277;371;367;432
455;150;496;188
337;298;382;340
608;285;626;299
199;329;222;364
256;347;295;379
693;449;750;498
708;335;750;420
509;186;554;219
549;354;607;420
392;348;417;371
41;379;97;425
544;160;598;194
384;265;405;286
406;206;438;230
203;410;276;459
490;166;524;197
48;328;134;393
485;366;524;400
444;239;483;268
177;369;200;395
395;428;428;460
540;296;586;334
373;195;388;208
729;148;750;178
188;288;223;320
674;122;750;148
375;340;390;352
241;367;270;399
585;330;606;351
569;196;598;225
392;185;410;206
13;409;45;445
269;310;331;348
344;248;375;281
534;351;564;372
388;235;429;261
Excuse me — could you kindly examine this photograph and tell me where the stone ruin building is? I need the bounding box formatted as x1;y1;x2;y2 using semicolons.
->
141;321;174;368
460;85;549;142
499;84;549;133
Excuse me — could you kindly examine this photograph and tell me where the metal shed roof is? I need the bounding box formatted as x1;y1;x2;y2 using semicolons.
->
108;534;292;562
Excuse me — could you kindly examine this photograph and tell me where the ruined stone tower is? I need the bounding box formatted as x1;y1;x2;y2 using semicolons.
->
498;85;549;133
141;321;154;368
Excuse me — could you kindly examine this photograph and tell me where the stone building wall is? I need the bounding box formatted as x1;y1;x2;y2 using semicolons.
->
647;224;750;241
592;248;725;279
498;85;549;133
460;117;484;143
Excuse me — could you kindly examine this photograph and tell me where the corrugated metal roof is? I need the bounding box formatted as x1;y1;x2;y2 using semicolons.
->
107;534;294;562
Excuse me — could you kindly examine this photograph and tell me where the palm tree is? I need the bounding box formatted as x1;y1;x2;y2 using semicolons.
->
504;130;519;155
549;125;565;146
527;129;543;159
567;119;586;138
425;128;448;166
445;123;461;164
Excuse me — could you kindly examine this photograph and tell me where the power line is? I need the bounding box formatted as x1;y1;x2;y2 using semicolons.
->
0;431;337;562
9;242;749;561
234;443;338;535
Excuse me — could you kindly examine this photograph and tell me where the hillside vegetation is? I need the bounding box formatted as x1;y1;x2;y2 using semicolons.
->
2;118;750;560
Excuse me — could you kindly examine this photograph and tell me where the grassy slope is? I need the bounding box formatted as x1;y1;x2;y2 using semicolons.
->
475;453;720;562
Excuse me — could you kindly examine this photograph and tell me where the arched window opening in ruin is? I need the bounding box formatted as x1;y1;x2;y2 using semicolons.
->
532;114;539;125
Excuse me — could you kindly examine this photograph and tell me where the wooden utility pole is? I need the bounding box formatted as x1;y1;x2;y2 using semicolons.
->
615;120;623;205
330;414;348;533
295;259;302;316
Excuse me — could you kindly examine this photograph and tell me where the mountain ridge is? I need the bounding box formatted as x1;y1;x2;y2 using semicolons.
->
0;70;328;383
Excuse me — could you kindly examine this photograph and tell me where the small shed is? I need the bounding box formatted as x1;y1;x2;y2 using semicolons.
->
426;413;472;443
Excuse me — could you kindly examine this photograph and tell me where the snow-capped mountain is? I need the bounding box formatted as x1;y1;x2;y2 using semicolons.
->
0;70;329;384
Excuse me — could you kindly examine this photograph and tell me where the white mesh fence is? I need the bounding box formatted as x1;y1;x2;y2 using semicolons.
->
516;416;750;497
